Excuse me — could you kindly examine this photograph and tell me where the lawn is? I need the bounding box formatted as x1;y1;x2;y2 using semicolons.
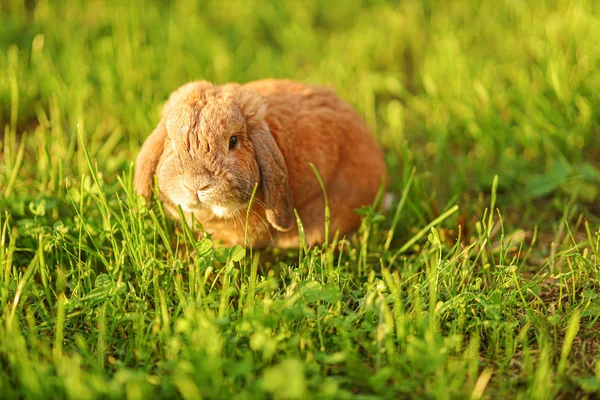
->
1;0;600;398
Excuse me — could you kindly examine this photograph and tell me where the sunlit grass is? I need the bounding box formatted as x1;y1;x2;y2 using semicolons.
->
1;0;600;398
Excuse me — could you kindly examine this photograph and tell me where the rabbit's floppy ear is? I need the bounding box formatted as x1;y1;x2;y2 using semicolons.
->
135;80;214;198
250;126;294;232
165;104;199;155
228;85;294;231
134;121;168;198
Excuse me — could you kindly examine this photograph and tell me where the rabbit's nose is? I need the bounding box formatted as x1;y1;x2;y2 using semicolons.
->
196;183;213;201
197;183;212;192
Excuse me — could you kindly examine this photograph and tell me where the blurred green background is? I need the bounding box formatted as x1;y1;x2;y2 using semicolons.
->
2;0;599;210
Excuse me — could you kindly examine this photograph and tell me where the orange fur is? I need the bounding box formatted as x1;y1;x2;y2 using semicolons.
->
134;79;387;248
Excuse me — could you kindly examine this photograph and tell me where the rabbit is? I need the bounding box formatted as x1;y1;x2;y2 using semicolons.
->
134;79;387;248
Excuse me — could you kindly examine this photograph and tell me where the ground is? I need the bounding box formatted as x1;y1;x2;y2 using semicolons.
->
1;0;600;398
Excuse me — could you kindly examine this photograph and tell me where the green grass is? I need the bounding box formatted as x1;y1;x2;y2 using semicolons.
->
1;0;600;398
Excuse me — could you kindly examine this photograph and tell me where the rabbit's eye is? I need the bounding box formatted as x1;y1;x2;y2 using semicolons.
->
228;135;239;150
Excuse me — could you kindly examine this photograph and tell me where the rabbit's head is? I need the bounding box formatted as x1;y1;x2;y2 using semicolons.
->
140;82;293;232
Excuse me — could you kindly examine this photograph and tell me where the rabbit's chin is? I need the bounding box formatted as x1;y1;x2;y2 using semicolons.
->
211;205;231;218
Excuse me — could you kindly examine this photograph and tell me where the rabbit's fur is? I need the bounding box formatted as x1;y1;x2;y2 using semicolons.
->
135;79;387;248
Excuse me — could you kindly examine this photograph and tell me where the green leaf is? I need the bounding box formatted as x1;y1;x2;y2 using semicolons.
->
577;377;600;393
578;162;600;183
301;281;323;303
94;274;112;290
261;359;306;399
214;247;229;263
323;352;346;364
524;160;570;199
581;303;600;318
428;227;441;246
229;245;245;262
321;286;342;303
197;238;213;257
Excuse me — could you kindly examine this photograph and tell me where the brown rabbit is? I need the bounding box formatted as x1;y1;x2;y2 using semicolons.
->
134;79;387;248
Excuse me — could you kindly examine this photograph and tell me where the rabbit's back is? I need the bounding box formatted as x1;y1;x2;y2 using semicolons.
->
244;79;387;247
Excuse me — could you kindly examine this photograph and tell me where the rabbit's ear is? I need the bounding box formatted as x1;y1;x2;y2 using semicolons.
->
251;127;294;232
165;104;199;156
134;121;168;198
135;81;214;198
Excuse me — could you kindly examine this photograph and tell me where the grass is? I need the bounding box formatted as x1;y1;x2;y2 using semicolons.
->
1;0;600;398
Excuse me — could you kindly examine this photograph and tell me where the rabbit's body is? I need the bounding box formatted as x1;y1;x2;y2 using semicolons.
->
135;79;387;248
